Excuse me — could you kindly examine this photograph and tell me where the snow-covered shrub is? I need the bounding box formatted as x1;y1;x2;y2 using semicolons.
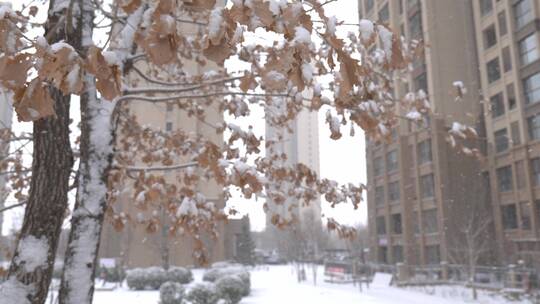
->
186;282;220;304
203;267;250;297
159;281;185;304
215;275;245;304
126;267;168;290
167;266;193;284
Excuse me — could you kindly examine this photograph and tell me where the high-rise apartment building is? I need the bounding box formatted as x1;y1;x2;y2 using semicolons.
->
265;109;322;227
361;0;493;266
471;0;540;268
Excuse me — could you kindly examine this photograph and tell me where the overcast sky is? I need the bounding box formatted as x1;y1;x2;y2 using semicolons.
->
2;0;366;234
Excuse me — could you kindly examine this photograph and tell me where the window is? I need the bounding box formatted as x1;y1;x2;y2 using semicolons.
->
487;58;501;83
392;245;404;263
425;245;440;265
378;4;389;23
480;0;493;16
511;121;521;146
483;25;497;49
378;246;388;264
516;160;526;189
524;73;540;105
497;165;513;192
414;72;428;93
501;204;518;230
375;186;385;206
376;216;386;235
502;47;512;72
519;34;539;66
520;202;531;230
165;122;173;131
498;11;507;36
413;211;420;234
490;92;504;118
409;11;422;39
494;128;509;153
166;103;173;112
399;0;404;14
374;157;384;176
420;174;435;198
532;158;540;186
422;209;438;233
528;113;540;140
417;139;432;164
514;0;533;29
386;150;398;172
392;213;402;234
507;83;516;110
388;181;400;202
365;0;374;13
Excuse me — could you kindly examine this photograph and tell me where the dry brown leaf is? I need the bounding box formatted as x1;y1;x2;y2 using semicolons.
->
119;0;142;13
85;46;122;100
13;79;55;122
0;53;32;90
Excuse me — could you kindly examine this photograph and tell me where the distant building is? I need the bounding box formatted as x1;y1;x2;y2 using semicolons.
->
360;0;495;266
471;0;540;268
98;0;231;268
265;108;322;227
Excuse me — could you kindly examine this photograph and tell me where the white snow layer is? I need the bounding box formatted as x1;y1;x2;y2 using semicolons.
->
0;278;32;304
16;235;48;272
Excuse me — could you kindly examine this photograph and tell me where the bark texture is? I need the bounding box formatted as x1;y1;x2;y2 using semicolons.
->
5;1;76;303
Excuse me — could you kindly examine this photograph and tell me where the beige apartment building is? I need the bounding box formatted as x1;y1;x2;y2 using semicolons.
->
361;0;494;266
472;0;540;268
99;2;231;268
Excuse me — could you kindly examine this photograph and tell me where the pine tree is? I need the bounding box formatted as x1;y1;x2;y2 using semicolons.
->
236;219;255;266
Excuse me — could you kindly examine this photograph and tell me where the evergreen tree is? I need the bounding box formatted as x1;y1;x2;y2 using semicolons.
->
236;219;256;266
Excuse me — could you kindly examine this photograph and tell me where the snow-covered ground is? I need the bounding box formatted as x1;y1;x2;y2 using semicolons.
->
91;265;531;303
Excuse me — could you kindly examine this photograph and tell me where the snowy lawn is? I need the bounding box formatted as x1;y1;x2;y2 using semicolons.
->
92;265;527;303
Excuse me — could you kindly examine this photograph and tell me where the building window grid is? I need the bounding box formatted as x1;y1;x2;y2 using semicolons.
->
392;213;403;235
386;150;399;173
502;204;518;230
375;186;385;206
498;11;507;36
502;47;512;72
483;25;497;49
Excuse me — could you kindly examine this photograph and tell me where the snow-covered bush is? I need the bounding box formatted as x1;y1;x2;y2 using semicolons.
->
203;267;250;297
203;265;250;297
186;282;220;304
167;266;193;284
159;281;185;304
126;267;168;290
215;275;245;304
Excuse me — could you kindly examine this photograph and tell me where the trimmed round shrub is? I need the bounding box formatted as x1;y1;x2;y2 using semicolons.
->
160;281;185;304
167;266;193;284
186;282;220;304
215;275;245;304
126;267;168;290
203;267;250;297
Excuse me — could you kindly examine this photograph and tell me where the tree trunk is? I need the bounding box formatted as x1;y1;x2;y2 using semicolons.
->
0;2;76;303
58;4;145;303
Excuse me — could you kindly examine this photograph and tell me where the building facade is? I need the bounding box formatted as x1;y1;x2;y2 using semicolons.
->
99;1;230;268
361;0;494;266
265;108;322;228
472;0;540;268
